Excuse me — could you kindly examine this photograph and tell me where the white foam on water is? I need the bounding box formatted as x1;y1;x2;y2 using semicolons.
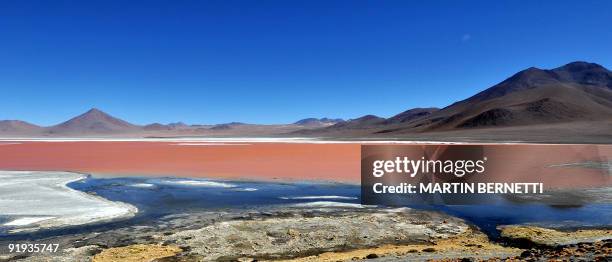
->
234;187;258;192
292;201;373;209
129;183;155;188
160;179;236;188
280;195;358;200
4;217;56;226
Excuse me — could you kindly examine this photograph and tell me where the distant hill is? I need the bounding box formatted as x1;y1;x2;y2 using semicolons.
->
210;122;247;130
143;122;192;131
0;108;337;137
0;120;42;135
325;115;386;130
46;108;139;134
384;108;439;124
294;118;344;126
143;123;172;131
167;122;188;129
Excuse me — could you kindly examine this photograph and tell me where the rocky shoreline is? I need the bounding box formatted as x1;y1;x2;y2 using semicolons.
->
160;208;469;261
3;206;609;262
0;207;476;261
497;226;611;261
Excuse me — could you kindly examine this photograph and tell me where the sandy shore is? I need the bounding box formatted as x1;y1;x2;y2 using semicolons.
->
0;171;137;233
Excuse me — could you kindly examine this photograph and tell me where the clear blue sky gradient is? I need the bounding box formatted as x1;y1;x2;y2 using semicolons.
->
1;0;611;125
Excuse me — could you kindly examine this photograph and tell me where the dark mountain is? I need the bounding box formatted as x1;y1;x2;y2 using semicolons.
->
294;118;344;126
295;61;612;140
383;61;612;132
0;120;42;134
143;123;171;131
144;122;191;131
384;108;439;124
46;108;139;134
553;61;612;87
466;62;612;103
326;115;385;130
210;122;247;130
168;122;189;129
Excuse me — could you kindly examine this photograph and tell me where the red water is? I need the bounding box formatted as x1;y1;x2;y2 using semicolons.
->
0;141;609;187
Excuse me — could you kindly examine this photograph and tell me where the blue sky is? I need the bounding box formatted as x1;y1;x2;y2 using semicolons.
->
1;0;611;125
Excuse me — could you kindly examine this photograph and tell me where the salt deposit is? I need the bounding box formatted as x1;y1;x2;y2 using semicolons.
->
0;171;137;233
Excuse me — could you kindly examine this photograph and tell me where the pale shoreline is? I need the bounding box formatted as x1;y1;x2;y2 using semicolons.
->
0;137;539;145
0;171;137;233
89;172;362;186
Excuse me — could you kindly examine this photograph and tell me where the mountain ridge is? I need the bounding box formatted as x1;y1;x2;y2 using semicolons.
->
294;61;612;139
382;61;612;133
2;61;611;141
0;108;343;137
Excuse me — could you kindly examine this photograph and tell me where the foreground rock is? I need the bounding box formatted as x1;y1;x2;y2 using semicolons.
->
512;240;612;262
498;225;612;261
499;225;611;247
92;244;182;262
9;208;472;261
13;210;609;261
281;228;521;261
160;208;493;261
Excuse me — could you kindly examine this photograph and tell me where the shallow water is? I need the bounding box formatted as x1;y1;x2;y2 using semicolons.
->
68;176;360;215
421;203;611;237
3;176;610;240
